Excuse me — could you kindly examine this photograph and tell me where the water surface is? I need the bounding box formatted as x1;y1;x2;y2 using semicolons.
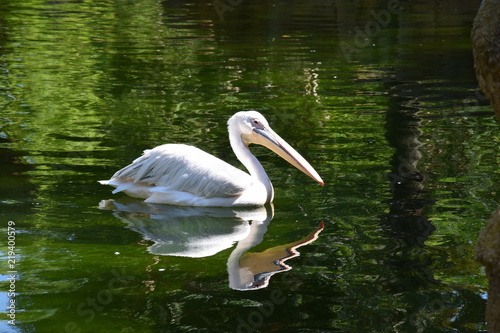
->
0;0;495;332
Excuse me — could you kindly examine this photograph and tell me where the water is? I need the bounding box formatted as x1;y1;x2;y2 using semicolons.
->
0;0;495;332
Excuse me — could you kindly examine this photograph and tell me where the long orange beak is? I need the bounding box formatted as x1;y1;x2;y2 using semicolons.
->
248;126;324;185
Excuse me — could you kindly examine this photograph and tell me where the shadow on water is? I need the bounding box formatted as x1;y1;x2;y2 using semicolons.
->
100;198;323;291
379;80;437;283
0;132;36;213
382;90;436;251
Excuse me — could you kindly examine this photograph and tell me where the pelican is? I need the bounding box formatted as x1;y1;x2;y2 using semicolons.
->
99;111;323;206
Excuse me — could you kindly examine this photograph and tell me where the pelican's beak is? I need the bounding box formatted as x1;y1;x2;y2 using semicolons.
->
249;126;324;185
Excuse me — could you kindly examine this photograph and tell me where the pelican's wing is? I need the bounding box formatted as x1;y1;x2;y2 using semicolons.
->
102;144;252;198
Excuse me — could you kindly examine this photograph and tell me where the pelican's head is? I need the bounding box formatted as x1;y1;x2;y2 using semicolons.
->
228;111;324;185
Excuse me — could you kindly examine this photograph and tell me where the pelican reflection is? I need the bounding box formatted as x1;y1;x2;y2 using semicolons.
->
100;198;323;290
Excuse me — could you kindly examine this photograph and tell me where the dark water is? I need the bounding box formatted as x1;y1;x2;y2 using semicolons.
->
0;0;495;332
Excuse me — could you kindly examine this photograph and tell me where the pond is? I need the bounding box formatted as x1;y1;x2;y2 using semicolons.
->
0;0;496;332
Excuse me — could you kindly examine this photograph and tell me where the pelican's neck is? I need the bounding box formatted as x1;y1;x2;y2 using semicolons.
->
229;131;274;203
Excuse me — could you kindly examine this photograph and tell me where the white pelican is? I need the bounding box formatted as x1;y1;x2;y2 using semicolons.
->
99;111;323;206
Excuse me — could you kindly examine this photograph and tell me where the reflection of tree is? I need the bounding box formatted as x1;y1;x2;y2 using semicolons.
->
379;97;492;330
380;87;440;329
383;102;435;246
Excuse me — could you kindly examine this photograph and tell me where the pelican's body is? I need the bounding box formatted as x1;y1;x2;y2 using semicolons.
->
99;111;323;206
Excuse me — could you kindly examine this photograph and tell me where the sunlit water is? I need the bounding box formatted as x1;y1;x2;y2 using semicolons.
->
0;0;495;332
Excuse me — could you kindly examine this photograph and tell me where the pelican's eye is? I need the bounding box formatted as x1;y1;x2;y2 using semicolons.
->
251;118;265;129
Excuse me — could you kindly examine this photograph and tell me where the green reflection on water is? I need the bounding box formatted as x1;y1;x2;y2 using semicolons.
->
0;0;493;332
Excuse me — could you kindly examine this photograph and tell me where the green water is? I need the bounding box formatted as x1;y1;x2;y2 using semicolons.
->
0;0;496;332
